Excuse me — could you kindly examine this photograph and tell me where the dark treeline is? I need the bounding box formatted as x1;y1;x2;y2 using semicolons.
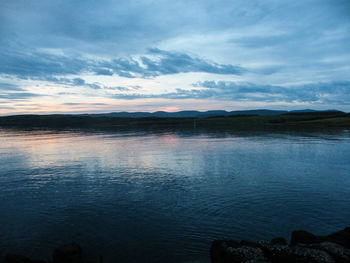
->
0;111;349;132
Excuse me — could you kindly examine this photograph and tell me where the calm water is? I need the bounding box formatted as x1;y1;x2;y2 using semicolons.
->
1;129;350;263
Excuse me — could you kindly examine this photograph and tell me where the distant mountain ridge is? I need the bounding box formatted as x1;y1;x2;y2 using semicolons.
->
1;110;348;131
80;109;344;118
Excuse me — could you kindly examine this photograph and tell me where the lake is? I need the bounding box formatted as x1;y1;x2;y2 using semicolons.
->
0;129;350;263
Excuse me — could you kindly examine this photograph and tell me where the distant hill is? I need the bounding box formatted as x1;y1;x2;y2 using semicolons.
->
79;109;346;118
81;109;289;118
283;110;344;116
0;110;349;131
290;109;318;113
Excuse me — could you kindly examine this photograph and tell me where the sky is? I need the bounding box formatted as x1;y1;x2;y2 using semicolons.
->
1;0;350;115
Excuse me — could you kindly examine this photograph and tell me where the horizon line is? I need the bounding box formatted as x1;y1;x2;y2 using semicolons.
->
1;108;348;117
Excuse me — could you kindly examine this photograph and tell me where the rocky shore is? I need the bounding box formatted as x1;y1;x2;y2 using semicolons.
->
211;227;350;263
2;243;83;263
2;227;350;263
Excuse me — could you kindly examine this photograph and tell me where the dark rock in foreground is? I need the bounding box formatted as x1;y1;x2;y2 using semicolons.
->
52;243;82;263
2;227;349;263
3;254;46;263
2;243;83;263
211;227;350;263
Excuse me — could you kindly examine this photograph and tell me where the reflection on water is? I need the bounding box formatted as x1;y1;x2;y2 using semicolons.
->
0;129;350;263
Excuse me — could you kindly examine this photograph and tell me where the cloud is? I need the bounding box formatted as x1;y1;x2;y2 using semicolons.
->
99;48;245;78
71;78;101;89
63;102;107;106
94;68;114;76
105;85;141;91
36;76;102;89
0;82;24;91
106;80;350;105
0;80;44;101
1;1;267;54
191;80;350;104
0;105;15;110
0;50;85;79
0;92;44;100
138;48;244;76
0;46;244;82
35;76;143;92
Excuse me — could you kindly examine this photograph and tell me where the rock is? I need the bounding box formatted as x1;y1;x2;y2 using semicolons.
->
226;246;266;263
292;246;334;263
211;240;230;263
270;237;287;246
291;230;319;245
3;254;46;263
258;240;294;263
244;260;270;263
302;242;350;263
211;240;239;263
211;240;267;263
52;243;82;263
258;242;335;263
212;239;337;263
319;242;350;263
291;227;350;249
3;254;30;263
326;228;350;249
240;240;260;248
210;227;350;263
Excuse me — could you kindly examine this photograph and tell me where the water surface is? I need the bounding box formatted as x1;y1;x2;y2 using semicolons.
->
1;129;350;262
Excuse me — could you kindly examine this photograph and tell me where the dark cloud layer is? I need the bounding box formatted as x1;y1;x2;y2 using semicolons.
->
0;81;43;100
192;81;350;104
0;92;44;100
108;81;350;105
43;77;102;89
0;46;244;82
0;82;25;91
139;48;244;76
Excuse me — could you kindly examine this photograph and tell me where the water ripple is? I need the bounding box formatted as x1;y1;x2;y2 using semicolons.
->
0;130;350;262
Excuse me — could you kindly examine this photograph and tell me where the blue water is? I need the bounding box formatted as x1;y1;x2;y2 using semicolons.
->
0;129;350;263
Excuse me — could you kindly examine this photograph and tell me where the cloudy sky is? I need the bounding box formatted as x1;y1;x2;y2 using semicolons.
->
1;0;350;115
